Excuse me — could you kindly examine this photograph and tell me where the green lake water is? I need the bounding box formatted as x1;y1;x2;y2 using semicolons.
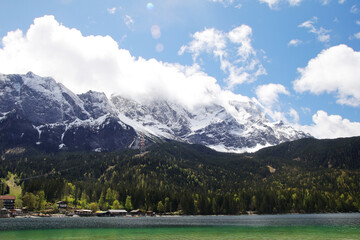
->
1;214;360;240
1;226;360;240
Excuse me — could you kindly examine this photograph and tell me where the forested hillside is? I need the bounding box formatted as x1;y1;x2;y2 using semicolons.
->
1;137;360;214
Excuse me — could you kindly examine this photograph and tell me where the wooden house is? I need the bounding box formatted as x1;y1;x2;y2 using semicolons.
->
130;209;141;216
56;201;68;209
0;195;16;210
74;209;93;217
0;208;10;218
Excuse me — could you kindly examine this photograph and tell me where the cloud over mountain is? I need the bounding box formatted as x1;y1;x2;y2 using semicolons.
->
0;15;231;109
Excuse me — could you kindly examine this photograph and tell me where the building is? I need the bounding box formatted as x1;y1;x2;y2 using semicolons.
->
74;209;93;216
130;209;141;216
108;209;127;216
0;208;10;218
56;201;68;209
0;195;16;210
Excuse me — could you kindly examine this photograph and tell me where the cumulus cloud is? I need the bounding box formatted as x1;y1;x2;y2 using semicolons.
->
293;44;360;107
0;15;254;111
299;17;330;43
299;111;360;139
288;39;302;47
179;25;266;88
256;83;290;107
338;0;346;4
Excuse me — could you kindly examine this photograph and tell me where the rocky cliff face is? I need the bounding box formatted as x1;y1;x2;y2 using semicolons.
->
111;95;310;152
0;72;137;152
0;72;310;153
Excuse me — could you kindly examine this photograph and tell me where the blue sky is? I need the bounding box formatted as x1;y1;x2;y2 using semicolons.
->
0;0;360;138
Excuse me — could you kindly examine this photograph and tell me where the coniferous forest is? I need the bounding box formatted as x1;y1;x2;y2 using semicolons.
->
1;137;360;215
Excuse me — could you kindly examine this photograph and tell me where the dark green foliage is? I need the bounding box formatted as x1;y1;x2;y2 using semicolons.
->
0;137;359;214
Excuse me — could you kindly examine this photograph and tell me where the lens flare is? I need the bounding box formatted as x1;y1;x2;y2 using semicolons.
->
151;25;161;39
146;2;154;10
156;43;164;52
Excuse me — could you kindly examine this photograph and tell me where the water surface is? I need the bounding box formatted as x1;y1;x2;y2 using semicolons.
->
1;213;359;239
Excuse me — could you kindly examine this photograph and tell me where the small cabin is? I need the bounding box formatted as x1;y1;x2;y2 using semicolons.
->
74;209;93;217
130;209;141;216
0;195;16;210
56;201;68;209
0;208;10;218
146;211;155;216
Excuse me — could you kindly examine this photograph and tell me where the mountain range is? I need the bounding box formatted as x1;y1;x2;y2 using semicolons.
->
0;72;310;153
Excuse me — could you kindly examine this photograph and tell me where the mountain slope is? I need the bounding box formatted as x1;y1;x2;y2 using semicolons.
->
0;72;309;152
1;137;359;214
111;95;309;152
0;72;137;152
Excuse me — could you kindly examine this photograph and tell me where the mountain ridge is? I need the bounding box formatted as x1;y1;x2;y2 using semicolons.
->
0;72;310;153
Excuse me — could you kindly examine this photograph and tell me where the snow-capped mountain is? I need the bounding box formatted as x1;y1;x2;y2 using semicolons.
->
0;72;310;153
0;72;137;152
111;95;310;153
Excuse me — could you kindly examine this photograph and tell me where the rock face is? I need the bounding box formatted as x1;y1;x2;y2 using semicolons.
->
0;72;310;152
111;96;310;153
0;72;137;152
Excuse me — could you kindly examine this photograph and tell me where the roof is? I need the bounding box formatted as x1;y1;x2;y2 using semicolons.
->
0;195;16;200
108;209;127;213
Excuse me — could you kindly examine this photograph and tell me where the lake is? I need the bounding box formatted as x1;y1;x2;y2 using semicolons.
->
1;213;360;239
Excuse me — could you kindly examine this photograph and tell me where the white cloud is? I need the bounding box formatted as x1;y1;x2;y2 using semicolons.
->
179;26;266;88
288;39;302;47
123;15;134;30
293;44;360;107
351;5;359;14
298;111;360;139
356;20;360;25
301;107;311;114
0;15;256;111
255;83;293;122
259;0;302;9
178;28;226;60
107;7;117;14
288;0;302;6
228;25;254;60
256;83;290;107
208;0;236;7
320;0;330;5
338;0;346;4
354;32;360;39
299;17;330;43
289;108;300;123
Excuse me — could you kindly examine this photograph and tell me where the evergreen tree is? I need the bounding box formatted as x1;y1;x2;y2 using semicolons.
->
125;195;133;211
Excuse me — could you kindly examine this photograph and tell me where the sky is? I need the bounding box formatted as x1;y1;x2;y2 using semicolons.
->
0;0;360;139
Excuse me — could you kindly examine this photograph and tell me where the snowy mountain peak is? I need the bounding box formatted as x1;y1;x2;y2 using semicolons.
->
0;72;310;153
111;94;310;153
